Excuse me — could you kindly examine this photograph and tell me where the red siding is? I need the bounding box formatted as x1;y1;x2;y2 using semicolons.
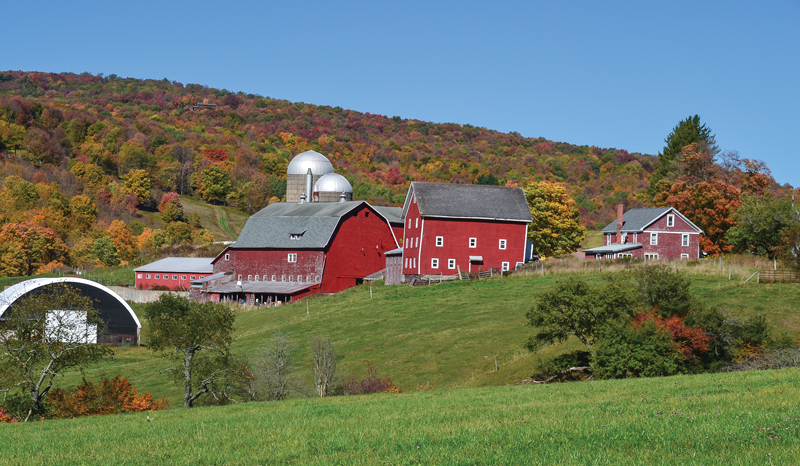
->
401;193;423;273
211;204;398;298
136;272;212;291
597;210;700;260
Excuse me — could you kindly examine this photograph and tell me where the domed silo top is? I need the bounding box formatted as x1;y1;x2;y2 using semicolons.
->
314;173;353;193
287;150;334;176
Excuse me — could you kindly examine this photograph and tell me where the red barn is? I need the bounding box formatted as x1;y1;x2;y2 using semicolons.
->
202;201;399;304
134;257;214;291
401;182;532;276
583;205;703;260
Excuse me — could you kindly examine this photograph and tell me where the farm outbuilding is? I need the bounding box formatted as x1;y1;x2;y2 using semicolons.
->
134;257;214;291
0;277;141;345
400;182;532;277
583;205;702;260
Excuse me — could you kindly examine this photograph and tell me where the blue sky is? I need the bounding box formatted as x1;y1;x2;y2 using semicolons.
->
5;1;799;185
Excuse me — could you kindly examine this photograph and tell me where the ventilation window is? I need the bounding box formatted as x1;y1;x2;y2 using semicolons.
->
436;236;443;247
431;258;439;268
469;238;477;248
499;239;507;250
288;253;297;263
448;259;456;269
667;214;675;227
225;253;230;261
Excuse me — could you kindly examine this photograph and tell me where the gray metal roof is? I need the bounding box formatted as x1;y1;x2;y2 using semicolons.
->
372;206;403;224
229;201;366;249
191;271;229;284
600;207;702;234
402;182;532;222
287;150;334;176
385;247;403;255
134;257;214;273
209;281;313;294
582;243;643;254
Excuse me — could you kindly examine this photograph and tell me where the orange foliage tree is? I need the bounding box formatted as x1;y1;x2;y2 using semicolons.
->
633;312;712;362
46;375;167;419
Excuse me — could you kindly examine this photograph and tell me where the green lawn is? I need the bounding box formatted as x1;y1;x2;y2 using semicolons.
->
3;367;799;465
60;270;800;406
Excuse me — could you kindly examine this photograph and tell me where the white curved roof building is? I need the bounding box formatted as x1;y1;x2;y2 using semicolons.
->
0;277;141;344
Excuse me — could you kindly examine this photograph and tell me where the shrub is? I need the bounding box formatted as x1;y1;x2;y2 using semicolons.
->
0;407;20;423
594;320;684;379
45;375;167;419
632;264;693;317
344;362;400;395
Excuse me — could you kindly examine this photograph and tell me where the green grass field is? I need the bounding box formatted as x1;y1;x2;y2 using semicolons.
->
2;367;799;465
55;268;800;407
180;196;249;242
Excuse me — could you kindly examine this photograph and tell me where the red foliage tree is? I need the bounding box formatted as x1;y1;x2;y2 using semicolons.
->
46;375;167;419
202;147;227;162
633;312;712;362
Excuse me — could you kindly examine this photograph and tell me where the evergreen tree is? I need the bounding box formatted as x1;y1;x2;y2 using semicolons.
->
648;115;716;197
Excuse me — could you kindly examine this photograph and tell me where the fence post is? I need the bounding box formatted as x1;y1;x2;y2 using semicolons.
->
729;265;731;280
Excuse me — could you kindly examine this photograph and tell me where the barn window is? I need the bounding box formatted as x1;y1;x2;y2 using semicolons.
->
436;236;443;247
172;275;178;280
155;274;160;279
145;274;150;279
315;275;320;282
448;259;456;269
431;258;439;268
191;276;196;280
681;253;689;259
667;214;675;227
644;253;659;260
499;239;507;250
650;233;658;245
682;234;689;246
297;275;302;282
289;275;294;282
238;275;242;281
254;275;259;281
247;275;252;281
281;275;286;281
469;238;477;248
415;218;419;228
408;218;412;228
271;275;276;281
288;253;297;263
306;275;310;282
181;275;187;280
225;254;230;261
502;262;509;272
137;274;142;279
365;211;369;218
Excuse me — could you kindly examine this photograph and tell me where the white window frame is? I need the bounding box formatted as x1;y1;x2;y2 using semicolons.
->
469;237;477;248
297;275;302;282
644;253;659;260
288;253;297;263
172;275;178;280
155;274;160;279
271;275;276;281
237;274;242;281
224;253;230;261
501;262;509;272
281;274;286;282
137;274;142;279
606;235;611;246
415;218;419;228
408;218;412;228
448;259;456;269
618;253;633;259
682;234;689;246
667;214;675;227
181;275;187;280
681;253;690;260
254;275;259;281
436;236;443;247
191;275;196;280
650;233;658;245
499;239;507;250
431;258;439;268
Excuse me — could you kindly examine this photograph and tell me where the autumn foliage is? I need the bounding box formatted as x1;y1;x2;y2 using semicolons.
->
0;407;20;423
633;312;712;362
46;375;167;419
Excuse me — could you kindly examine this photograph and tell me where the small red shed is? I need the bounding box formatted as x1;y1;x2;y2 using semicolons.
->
583;205;703;260
400;182;532;276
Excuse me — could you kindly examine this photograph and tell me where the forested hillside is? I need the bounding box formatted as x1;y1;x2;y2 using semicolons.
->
0;70;794;275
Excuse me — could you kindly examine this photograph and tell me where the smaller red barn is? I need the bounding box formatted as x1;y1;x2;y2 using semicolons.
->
583;205;702;260
134;257;214;291
401;182;532;276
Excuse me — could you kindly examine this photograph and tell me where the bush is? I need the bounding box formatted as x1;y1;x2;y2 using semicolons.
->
343;362;400;395
45;375;167;419
594;320;684;379
632;264;693;317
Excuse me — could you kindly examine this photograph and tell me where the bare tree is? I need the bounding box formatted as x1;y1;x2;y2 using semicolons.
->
312;334;337;397
249;332;301;401
0;283;114;421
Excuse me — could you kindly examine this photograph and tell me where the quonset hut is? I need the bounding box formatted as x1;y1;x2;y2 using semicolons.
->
0;277;141;345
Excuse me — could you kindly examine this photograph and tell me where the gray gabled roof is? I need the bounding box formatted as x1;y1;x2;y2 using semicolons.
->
372;206;403;224
402;182;532;222
229;201;368;250
134;257;214;273
600;207;703;234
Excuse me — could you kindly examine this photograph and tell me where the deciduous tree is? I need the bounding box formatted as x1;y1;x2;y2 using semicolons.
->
524;180;585;256
144;294;236;408
0;222;67;276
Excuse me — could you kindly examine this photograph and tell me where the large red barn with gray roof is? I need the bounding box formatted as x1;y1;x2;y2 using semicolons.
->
401;182;532;276
201;201;399;305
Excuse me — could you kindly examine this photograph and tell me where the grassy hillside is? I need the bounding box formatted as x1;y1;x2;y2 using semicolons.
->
3;367;799;465
58;263;800;405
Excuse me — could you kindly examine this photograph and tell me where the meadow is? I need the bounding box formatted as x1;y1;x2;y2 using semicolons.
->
1;367;798;465
58;257;800;405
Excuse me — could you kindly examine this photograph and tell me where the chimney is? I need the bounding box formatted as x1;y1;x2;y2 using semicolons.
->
305;168;314;203
616;204;624;244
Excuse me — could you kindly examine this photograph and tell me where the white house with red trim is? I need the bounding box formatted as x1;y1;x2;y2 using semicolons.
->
583;205;702;260
401;182;532;276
